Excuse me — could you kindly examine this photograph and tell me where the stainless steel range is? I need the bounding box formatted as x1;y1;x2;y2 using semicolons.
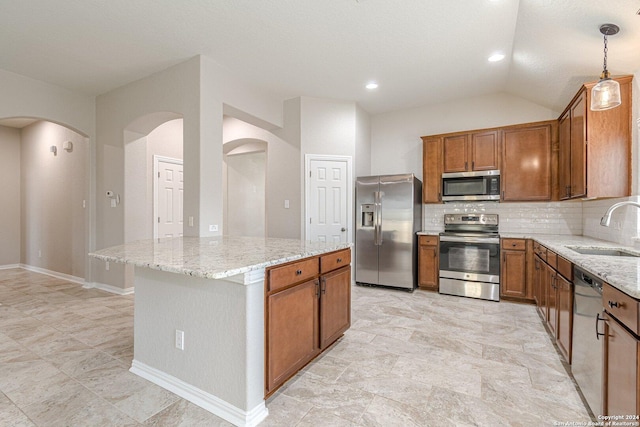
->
439;214;500;301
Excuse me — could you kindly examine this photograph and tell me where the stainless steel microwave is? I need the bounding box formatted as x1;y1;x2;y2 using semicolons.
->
441;170;500;202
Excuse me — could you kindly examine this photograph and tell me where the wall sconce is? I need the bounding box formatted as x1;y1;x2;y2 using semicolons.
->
63;141;73;152
590;23;622;111
50;145;57;156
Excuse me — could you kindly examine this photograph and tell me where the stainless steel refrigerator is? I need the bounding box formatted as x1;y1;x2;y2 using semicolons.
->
355;174;422;290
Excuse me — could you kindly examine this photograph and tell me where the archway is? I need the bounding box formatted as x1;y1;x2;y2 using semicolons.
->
0;117;89;282
123;112;184;243
223;138;267;237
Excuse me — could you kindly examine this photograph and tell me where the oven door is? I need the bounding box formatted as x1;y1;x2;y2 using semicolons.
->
439;235;500;283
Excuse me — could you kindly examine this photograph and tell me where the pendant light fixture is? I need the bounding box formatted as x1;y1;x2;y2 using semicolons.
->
590;23;621;111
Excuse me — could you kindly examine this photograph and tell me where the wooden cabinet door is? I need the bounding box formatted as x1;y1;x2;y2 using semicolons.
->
502;124;551;201
501;250;526;298
545;265;557;335
558;111;572;200
422;137;442;203
319;266;351;350
418;241;438;291
556;274;573;364
266;279;319;394
443;135;469;173
471;130;499;171
603;314;639;417
570;92;587;198
533;256;543;315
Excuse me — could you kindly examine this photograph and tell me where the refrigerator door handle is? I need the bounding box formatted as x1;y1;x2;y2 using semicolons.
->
374;191;383;246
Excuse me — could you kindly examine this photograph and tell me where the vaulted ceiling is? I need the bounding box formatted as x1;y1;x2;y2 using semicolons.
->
1;0;638;115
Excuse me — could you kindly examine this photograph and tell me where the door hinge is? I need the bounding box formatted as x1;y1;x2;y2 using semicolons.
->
309;217;312;224
309;171;312;177
157;217;160;223
158;172;160;178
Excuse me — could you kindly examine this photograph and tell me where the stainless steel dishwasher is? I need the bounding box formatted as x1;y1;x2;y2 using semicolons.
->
572;266;604;416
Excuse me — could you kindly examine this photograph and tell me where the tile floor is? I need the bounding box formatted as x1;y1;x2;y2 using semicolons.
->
0;268;591;426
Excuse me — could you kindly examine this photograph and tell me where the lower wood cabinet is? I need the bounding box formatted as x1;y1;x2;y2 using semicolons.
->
603;282;640;417
500;238;527;299
555;272;573;363
266;279;319;394
319;266;351;349
265;249;351;396
533;243;573;365
418;235;438;291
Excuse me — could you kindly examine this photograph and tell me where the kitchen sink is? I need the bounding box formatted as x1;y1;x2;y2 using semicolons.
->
566;246;640;257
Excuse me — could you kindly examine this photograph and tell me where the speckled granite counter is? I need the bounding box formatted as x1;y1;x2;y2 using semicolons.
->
90;236;351;280
501;233;640;299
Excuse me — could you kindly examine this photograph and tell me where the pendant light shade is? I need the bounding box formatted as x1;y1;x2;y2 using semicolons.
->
590;24;621;111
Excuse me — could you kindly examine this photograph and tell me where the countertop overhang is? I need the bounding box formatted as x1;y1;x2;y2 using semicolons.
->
90;236;351;280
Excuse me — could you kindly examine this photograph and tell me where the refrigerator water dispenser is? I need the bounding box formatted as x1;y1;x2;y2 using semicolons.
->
361;204;375;227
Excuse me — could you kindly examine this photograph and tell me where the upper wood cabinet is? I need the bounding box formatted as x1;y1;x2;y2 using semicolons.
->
558;75;633;200
421;136;442;203
442;130;499;173
501;122;554;202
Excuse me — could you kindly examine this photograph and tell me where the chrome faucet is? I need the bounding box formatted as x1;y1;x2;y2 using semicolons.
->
600;201;640;226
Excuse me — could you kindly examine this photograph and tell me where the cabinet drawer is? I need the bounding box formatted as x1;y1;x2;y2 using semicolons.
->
419;235;438;246
546;250;557;269
320;249;351;274
557;256;572;281
268;257;319;293
501;238;525;251
603;283;639;335
533;242;547;260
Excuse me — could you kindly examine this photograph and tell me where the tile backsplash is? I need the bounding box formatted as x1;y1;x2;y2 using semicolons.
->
423;197;640;248
423;201;583;235
582;196;640;248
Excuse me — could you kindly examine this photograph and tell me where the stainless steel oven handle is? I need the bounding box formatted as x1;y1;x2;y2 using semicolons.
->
439;235;500;244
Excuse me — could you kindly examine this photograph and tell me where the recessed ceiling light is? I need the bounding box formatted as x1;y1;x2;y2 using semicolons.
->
365;82;379;90
488;53;505;62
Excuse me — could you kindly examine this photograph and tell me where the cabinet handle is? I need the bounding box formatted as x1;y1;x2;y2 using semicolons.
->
472;161;475;170
321;278;326;295
607;301;619;309
296;269;302;275
595;312;606;340
502;190;505;199
337;258;342;263
438;192;441;201
465;161;468;170
315;280;320;297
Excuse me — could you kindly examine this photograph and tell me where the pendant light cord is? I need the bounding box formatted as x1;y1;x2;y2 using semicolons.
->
602;34;608;74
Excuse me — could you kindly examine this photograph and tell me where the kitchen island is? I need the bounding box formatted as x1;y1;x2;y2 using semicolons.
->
91;236;351;427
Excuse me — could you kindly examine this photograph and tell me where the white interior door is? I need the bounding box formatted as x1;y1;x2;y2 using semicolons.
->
154;156;183;238
307;157;350;243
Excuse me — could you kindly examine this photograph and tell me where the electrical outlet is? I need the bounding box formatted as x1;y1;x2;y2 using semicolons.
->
105;261;110;271
284;199;290;209
38;250;42;258
175;330;184;350
209;224;218;232
188;216;194;227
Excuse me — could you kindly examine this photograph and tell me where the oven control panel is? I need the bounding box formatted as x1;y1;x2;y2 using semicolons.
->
444;214;498;226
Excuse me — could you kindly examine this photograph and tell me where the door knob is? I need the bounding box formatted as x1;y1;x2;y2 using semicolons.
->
341;227;346;232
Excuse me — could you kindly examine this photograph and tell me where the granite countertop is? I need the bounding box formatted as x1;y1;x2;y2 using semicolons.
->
90;236;351;280
501;233;640;299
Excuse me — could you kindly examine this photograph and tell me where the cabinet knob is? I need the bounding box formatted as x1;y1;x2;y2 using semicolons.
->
336;258;342;263
608;301;619;309
296;269;302;275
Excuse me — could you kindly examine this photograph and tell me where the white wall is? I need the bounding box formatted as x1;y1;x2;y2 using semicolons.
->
370;92;558;179
226;151;266;237
0;125;21;266
582;196;639;248
223;116;300;239
125;119;184;243
21;121;87;278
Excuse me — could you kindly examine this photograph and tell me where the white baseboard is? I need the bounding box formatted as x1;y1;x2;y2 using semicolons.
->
19;264;85;285
130;360;268;427
0;264;20;270
84;281;135;295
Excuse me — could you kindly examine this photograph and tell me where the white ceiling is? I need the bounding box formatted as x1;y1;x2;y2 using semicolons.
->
1;0;639;116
